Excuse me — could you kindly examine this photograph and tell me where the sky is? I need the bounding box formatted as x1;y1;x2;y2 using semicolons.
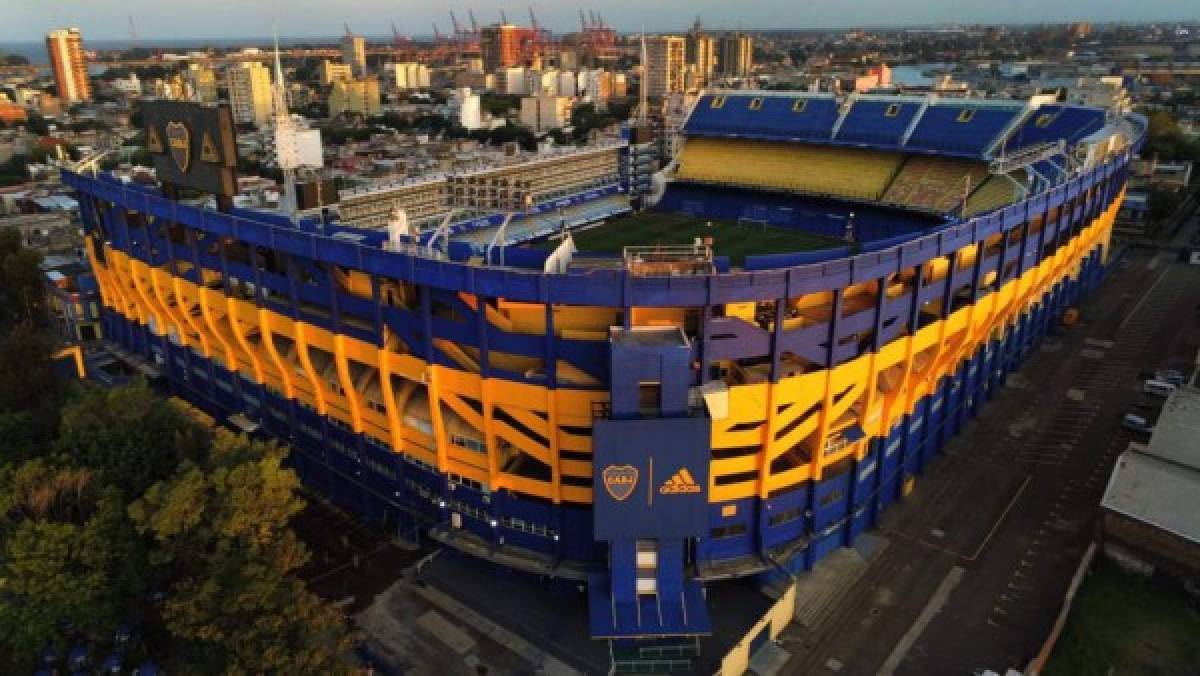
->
2;0;1199;42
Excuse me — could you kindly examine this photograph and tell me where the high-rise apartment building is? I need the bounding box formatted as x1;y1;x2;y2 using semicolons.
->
45;28;91;104
342;34;367;78
328;78;381;118
644;36;687;97
389;62;431;90
320;60;353;85
718;33;753;79
225;62;273;127
184;64;218;103
481;24;523;72
686;20;716;88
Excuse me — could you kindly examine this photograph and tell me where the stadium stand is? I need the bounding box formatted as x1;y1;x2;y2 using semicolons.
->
835;99;922;146
1001;104;1108;152
963;173;1025;217
676;137;902;202
882;156;991;213
905;104;1024;156
684;94;840;142
656;183;940;241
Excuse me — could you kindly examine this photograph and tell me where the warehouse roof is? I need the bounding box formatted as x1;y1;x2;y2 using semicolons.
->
1101;386;1200;545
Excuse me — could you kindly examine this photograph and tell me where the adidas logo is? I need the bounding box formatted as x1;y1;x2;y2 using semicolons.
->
659;467;702;495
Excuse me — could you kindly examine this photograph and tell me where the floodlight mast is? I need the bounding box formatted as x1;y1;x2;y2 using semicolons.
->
271;26;299;220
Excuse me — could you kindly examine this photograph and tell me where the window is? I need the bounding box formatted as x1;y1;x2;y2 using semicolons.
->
956;108;976;123
748;97;763;110
1035;113;1055;128
885;104;901;117
710;96;726;109
792;99;808;113
710;523;748;539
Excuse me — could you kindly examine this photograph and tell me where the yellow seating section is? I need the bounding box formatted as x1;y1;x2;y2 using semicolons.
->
676;137;902;202
882;157;991;213
963;173;1025;217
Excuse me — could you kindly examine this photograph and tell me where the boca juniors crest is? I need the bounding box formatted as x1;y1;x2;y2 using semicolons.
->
602;464;639;502
166;121;191;173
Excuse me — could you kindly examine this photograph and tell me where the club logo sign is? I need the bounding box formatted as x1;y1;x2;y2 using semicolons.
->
602;464;639;502
166;121;191;173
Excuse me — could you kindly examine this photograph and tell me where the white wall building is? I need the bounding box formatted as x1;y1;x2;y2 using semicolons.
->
390;62;431;90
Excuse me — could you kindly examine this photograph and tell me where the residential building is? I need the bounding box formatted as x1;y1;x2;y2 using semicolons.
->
320;60;353;85
45;28;91;104
184;65;218;102
686;22;716;88
225;62;273;127
390;62;431;90
482;24;523;72
497;67;529;96
448;88;482;130
520;94;572;132
329;78;381;118
645;36;687;97
342;33;367;78
717;33;753;79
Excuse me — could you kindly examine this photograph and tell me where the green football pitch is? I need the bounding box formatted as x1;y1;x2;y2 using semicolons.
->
532;212;842;264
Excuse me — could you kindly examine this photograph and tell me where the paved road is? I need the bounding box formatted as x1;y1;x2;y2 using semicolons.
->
780;244;1200;675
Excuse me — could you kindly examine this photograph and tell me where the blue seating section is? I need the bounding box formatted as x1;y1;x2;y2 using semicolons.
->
1004;105;1107;152
905;105;1022;157
835;100;921;146
683;94;1112;162
684;94;840;142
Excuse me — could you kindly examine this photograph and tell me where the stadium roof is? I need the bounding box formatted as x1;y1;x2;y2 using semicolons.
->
1101;386;1200;545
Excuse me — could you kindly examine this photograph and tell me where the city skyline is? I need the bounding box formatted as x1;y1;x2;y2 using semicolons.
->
2;0;1198;42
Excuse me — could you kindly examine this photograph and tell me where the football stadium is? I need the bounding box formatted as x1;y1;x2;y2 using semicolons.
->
68;89;1144;671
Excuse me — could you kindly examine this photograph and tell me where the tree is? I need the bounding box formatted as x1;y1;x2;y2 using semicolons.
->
0;463;148;670
129;431;358;674
55;381;211;500
0;242;46;326
22;112;49;136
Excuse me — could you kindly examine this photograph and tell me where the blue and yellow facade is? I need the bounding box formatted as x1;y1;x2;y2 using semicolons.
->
68;96;1140;661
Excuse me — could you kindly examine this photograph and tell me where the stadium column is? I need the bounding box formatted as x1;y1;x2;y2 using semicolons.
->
261;308;295;399
769;296;786;382
544;300;563;503
200;246;238;386
421;286;450;475
475;295;501;492
810;288;844;481
189;229;220;383
861;276;889;442
326;264;364;434
159;228;197;378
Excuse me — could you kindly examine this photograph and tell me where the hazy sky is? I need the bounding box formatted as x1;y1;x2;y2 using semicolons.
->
3;0;1198;41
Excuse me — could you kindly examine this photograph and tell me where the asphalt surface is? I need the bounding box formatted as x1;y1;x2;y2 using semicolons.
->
780;234;1200;675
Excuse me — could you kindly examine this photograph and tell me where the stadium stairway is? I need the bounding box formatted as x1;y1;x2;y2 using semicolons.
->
881;157;991;213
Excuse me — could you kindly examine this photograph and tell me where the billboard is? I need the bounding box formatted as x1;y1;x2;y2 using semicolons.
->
592;416;710;541
275;127;323;170
142;101;238;197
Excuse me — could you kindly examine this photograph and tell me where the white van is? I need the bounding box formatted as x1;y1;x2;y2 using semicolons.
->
1143;380;1177;398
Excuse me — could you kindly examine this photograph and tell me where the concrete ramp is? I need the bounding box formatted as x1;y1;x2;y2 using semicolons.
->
792;534;889;629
